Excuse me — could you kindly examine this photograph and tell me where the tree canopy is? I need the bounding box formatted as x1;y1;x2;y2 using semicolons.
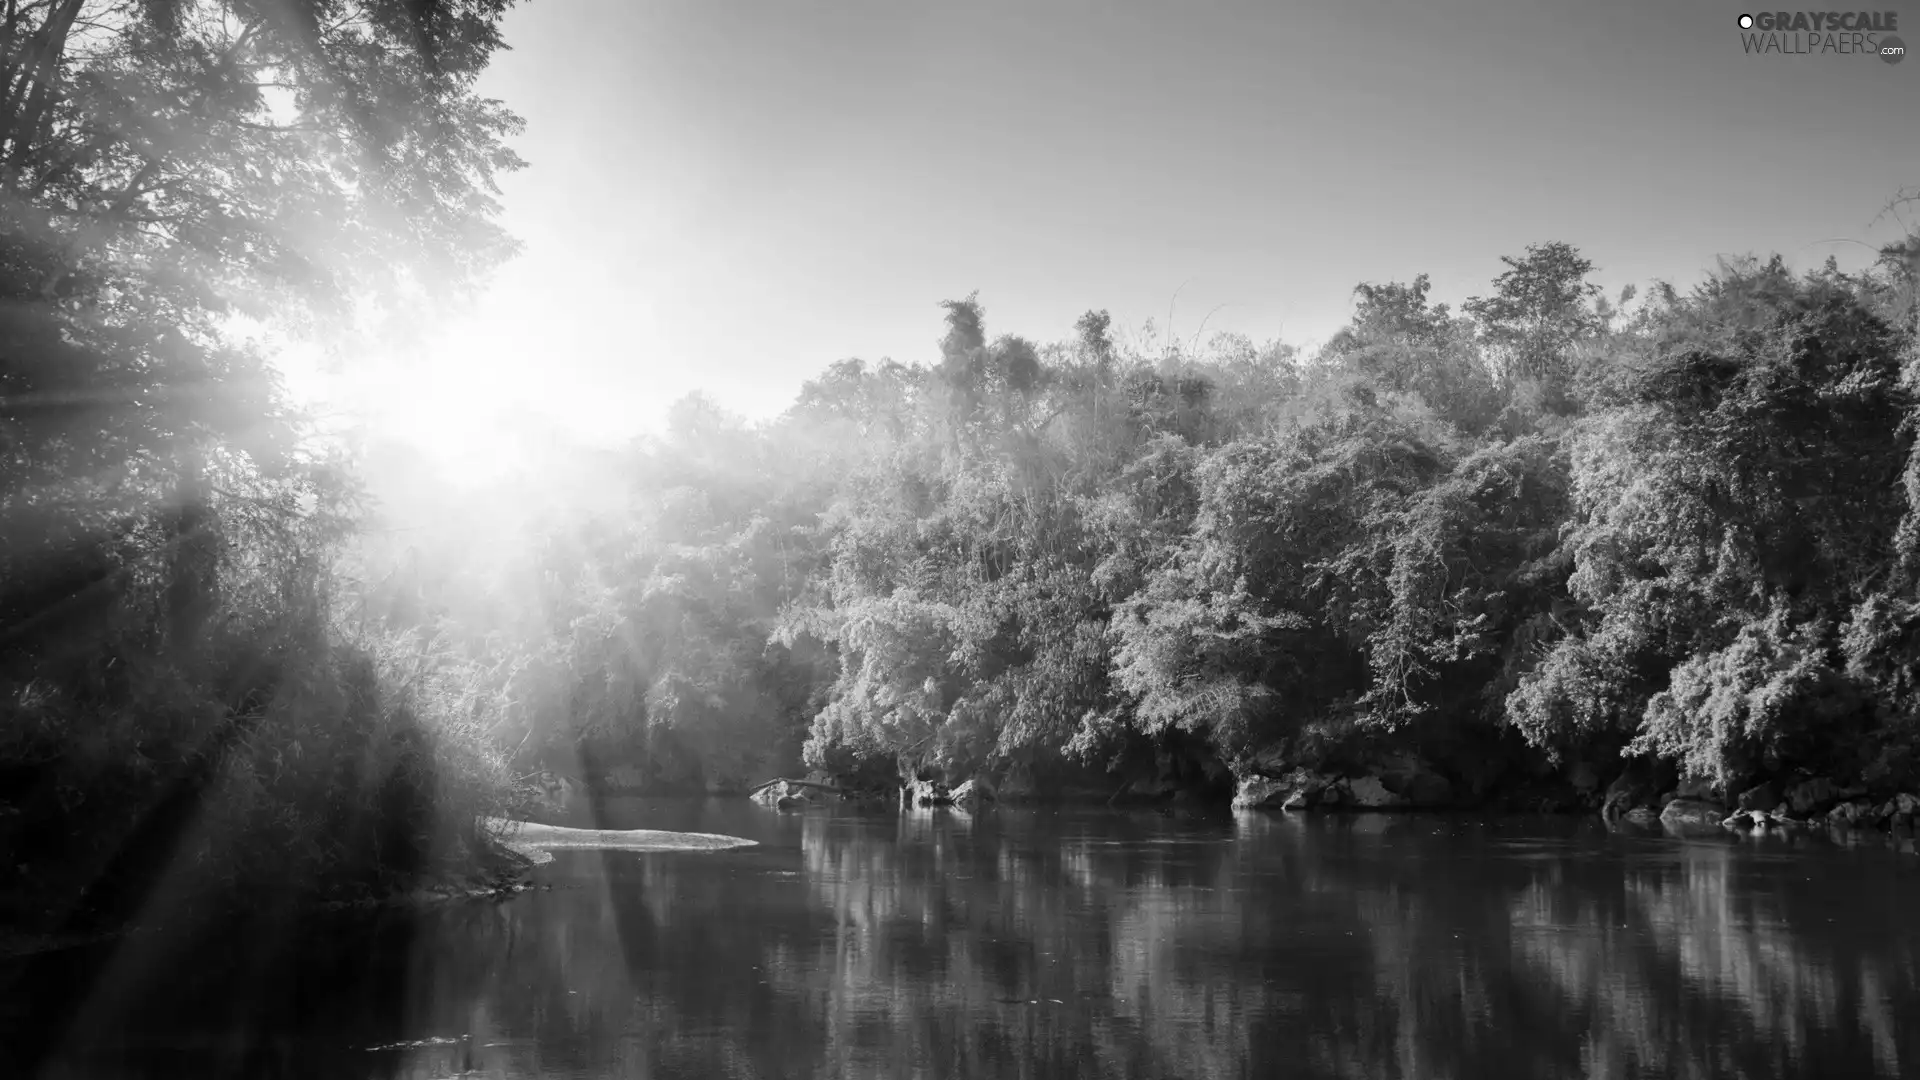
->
1;0;527;933
433;233;1920;807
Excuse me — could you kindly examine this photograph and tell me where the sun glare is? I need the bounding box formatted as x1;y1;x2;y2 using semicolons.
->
272;319;569;487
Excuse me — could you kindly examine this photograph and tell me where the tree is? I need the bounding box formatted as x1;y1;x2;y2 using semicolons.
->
1463;242;1603;388
2;0;526;648
0;0;528;927
1;0;524;507
1325;275;1501;434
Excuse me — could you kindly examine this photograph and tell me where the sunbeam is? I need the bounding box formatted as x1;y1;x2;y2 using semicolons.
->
7;3;1920;1080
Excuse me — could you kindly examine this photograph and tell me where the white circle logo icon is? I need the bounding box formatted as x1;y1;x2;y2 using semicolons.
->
1738;13;1754;28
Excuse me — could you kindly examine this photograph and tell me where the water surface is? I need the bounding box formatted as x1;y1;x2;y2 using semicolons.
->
8;799;1919;1079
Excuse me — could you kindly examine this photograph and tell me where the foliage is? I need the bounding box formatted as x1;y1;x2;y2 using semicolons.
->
0;0;527;933
478;235;1920;802
1507;256;1916;784
1463;242;1604;389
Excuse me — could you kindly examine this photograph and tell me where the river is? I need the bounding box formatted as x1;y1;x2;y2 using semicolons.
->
7;798;1920;1079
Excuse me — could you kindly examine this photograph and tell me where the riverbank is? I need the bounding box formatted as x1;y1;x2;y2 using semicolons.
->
0;843;530;961
759;741;1920;851
0;818;760;960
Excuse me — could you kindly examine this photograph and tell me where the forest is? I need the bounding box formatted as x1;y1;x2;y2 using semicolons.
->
4;1;1920;944
468;236;1920;820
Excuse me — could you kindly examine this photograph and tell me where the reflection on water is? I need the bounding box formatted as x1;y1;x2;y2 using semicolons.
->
6;800;1919;1079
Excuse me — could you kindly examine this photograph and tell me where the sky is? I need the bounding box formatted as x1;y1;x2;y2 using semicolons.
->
284;0;1920;466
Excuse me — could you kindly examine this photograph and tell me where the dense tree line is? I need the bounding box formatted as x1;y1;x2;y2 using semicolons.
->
452;232;1920;809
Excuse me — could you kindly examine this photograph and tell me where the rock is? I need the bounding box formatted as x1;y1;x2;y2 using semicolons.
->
1828;799;1874;826
1602;789;1647;821
1602;769;1661;822
1233;776;1291;810
905;778;952;807
950;778;994;809
752;780;813;808
1601;759;1679;818
1234;767;1336;811
1784;777;1840;816
1605;793;1653;822
1897;793;1920;815
1736;783;1780;813
1318;775;1350;806
1294;767;1337;792
1344;775;1408;809
1624;806;1660;825
1767;809;1806;827
1661;798;1728;833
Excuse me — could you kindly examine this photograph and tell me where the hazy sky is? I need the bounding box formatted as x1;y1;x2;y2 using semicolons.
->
300;0;1920;460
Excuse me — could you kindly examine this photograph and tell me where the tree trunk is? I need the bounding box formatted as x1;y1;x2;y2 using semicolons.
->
165;445;220;658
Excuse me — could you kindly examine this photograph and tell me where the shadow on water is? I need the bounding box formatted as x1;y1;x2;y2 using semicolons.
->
6;801;1920;1079
2;902;453;1079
